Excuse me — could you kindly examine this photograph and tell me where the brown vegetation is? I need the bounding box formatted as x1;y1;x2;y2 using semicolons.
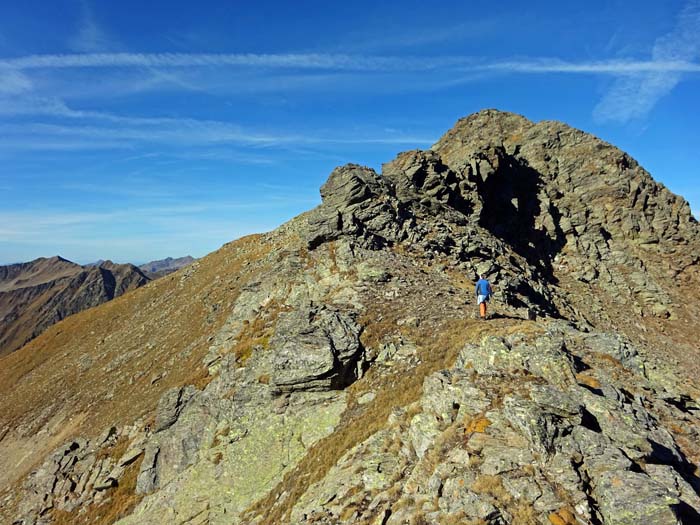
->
0;233;273;493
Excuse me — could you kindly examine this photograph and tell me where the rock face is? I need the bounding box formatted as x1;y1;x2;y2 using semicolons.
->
1;110;700;525
0;257;150;355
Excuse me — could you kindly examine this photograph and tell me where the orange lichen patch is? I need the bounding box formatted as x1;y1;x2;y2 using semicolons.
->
575;372;601;389
548;508;578;525
465;416;492;434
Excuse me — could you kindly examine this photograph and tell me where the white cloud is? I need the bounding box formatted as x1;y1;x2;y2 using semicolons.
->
594;0;700;123
69;1;113;52
481;59;700;74
0;68;33;94
1;52;699;76
0;52;426;71
0;197;316;244
0;115;435;152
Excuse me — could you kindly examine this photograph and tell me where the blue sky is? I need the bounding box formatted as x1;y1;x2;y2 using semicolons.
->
0;0;698;264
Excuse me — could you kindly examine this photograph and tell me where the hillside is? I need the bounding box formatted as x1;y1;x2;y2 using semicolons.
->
1;109;699;525
0;257;150;356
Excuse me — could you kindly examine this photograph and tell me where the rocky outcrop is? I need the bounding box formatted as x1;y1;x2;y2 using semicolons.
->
2;110;699;525
18;425;148;522
290;326;700;524
0;258;150;355
268;305;364;392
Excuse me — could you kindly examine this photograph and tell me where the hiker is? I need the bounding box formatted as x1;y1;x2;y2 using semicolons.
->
475;274;493;320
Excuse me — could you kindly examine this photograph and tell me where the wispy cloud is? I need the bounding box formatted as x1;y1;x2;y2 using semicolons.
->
0;68;32;94
0;199;314;241
69;1;113;52
479;59;700;74
0;114;436;152
0;52;433;71
1;52;699;75
594;0;700;123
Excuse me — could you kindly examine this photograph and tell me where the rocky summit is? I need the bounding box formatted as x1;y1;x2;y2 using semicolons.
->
1;109;699;525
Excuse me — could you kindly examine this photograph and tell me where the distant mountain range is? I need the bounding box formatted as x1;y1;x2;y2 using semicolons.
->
0;256;149;356
138;255;196;279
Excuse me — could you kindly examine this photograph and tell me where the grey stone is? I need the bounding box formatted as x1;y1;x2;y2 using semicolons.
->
154;387;193;432
594;471;681;525
269;305;363;392
135;444;160;494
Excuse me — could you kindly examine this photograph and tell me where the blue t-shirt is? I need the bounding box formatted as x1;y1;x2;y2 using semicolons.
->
475;279;491;296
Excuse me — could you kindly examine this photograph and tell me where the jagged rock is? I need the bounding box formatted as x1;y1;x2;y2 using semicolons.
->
319;164;385;211
459;334;577;389
594;471;681;525
154;386;194;432
268;305;364;392
118;446;144;467
135;444;160;494
409;412;441;459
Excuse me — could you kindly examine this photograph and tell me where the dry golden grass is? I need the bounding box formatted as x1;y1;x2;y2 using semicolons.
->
233;299;290;364
0;233;275;496
438;511;487;525
596;353;624;368
471;475;510;502
234;317;271;363
511;503;538;524
471;474;540;525
211;425;231;448
187;365;216;391
575;372;601;389
327;241;340;273
95;435;129;462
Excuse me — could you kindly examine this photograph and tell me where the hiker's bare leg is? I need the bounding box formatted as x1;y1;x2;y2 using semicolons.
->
480;302;487;319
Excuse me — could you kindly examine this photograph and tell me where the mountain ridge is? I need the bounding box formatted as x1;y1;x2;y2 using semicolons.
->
0;257;150;356
1;109;699;525
139;255;196;279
